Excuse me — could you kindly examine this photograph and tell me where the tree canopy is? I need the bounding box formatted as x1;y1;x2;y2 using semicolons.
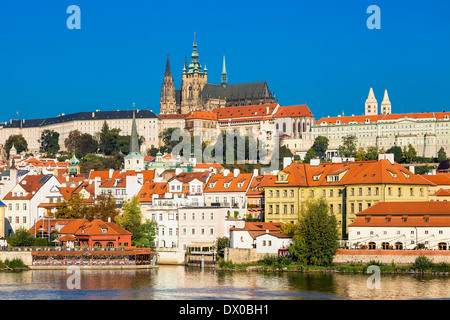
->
289;198;339;266
39;130;60;156
5;134;28;155
338;135;357;158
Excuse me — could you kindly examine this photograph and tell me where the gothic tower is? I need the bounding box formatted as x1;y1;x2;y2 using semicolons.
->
380;87;391;115
160;54;178;114
124;110;145;171
180;34;208;114
365;85;378;116
221;54;228;88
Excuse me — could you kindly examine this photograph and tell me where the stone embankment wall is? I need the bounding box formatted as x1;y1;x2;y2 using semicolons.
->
225;248;450;266
225;248;276;264
333;249;450;266
156;249;185;265
0;251;33;266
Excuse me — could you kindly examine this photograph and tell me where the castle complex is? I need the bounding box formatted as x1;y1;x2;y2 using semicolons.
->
159;35;276;114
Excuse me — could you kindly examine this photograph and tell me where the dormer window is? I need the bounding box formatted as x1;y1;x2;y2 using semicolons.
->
101;228;107;234
237;183;243;188
224;183;230;188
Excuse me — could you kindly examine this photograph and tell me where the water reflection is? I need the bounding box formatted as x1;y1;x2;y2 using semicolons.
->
0;266;449;300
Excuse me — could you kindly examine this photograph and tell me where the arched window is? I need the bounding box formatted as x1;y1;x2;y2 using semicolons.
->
302;120;306;132
368;242;376;250
276;123;279;131
282;122;287;133
395;242;403;250
439;242;447;250
106;242;115;248
381;242;390;250
93;242;102;248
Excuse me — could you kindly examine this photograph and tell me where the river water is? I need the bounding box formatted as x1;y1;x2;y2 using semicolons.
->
0;266;449;300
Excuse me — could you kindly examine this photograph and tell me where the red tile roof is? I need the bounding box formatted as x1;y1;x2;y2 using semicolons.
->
349;201;450;227
212;103;278;121
185;110;218;120
204;172;253;193
317;111;450;125
137;182;168;202
264;160;433;187
273;105;314;118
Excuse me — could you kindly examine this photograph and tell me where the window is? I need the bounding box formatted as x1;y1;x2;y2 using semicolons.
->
330;190;334;197
350;188;355;196
23;203;27;210
275;190;280;198
330;204;334;214
375;187;379;195
192;213;195;220
202;213;205;220
290;205;295;214
398;188;402;196
283;205;287;214
283;190;287;197
358;188;362;196
351;203;355;214
269;205;273;214
268;190;273;197
15;216;19;223
358;203;363;212
210;212;214;220
210;228;214;235
23;216;26;224
410;188;414;196
388;187;392;196
191;228;195;235
367;188;371;196
275;205;280;214
268;240;272;246
290;190;294;197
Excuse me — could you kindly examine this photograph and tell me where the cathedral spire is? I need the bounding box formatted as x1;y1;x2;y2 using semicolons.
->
129;110;140;155
165;54;172;77
188;33;203;74
365;85;378;116
221;54;228;88
381;86;392;115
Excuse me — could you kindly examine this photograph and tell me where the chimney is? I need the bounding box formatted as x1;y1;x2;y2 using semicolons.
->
223;169;230;177
108;217;111;222
94;176;101;195
283;157;292;169
409;166;415;174
310;159;320;167
233;168;240;178
266;229;269;234
253;168;259;177
109;169;114;179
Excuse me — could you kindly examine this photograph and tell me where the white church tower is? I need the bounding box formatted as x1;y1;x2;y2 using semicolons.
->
365;85;378;116
380;87;392;115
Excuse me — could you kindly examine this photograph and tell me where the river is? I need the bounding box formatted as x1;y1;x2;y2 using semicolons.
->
0;266;449;300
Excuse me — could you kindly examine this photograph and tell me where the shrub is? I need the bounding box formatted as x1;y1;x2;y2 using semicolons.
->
412;255;433;272
219;259;235;269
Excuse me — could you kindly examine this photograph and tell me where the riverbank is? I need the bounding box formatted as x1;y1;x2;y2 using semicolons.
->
218;255;450;276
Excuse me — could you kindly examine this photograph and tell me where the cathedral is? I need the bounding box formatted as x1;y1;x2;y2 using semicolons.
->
160;35;276;114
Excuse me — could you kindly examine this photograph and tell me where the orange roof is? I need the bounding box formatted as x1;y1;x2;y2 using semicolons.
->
264;160;433;188
73;219;132;236
420;173;450;186
212;103;278;120
317;111;450;125
169;171;210;184
137;182;168;202
100;170;155;188
247;174;276;196
349;201;450;227
59;219;131;236
28;218;73;235
185;110;218;120
273;105;314;118
204;172;253;193
194;163;224;170
4;174;53;200
435;188;450;196
230;222;283;233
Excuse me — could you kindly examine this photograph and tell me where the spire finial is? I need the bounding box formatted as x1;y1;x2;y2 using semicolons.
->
221;53;228;88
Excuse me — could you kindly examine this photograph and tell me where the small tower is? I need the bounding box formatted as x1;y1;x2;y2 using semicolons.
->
221;54;228;88
365;85;378;116
381;87;392;115
124;110;145;171
69;154;80;176
9;144;17;158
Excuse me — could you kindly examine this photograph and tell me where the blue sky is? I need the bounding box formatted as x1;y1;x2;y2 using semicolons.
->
0;0;449;122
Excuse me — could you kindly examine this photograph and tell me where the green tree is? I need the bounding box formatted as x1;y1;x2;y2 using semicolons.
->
39;129;60;156
216;237;229;257
54;193;89;219
115;196;157;248
158;127;180;153
338;135;357;158
355;147;367;161
5;134;28;155
386;146;403;163
366;146;380;161
402;144;417;164
437;147;447;163
303;148;317;163
289;198;339;266
65;130;99;157
310;136;329;159
85;194;120;222
8;227;35;247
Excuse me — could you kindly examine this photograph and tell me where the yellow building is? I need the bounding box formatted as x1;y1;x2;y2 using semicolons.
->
264;159;433;238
